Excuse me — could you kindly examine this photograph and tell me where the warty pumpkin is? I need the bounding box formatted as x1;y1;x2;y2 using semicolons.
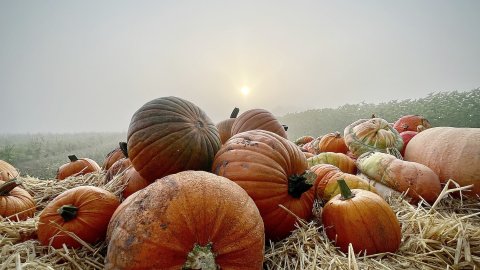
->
105;171;265;270
37;186;119;249
404;127;480;196
56;155;101;180
318;131;348;154
393;114;432;133
212;129;315;241
357;151;441;203
307;152;357;174
322;179;401;255
230;108;288;139
0;179;36;221
0;160;19;181
101;142;127;170
127;96;221;182
216;107;240;144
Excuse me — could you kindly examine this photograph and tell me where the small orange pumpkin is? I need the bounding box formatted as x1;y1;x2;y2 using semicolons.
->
119;167;149;198
0;160;19;181
56;155;101;180
0;179;36;221
37;186;119;249
318;132;348;154
101;142;127;170
105;142;131;182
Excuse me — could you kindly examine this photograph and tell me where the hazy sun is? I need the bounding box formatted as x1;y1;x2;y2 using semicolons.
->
241;86;250;96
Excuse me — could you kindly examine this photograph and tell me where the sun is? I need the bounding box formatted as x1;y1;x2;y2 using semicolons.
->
241;86;250;96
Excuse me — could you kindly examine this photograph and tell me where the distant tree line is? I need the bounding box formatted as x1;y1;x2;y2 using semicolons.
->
279;88;480;140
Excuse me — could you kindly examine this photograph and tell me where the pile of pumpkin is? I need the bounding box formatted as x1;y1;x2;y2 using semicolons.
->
1;96;479;269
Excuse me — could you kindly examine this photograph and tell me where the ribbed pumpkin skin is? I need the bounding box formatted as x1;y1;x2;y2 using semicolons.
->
119;167;149;198
127;96;221;182
0;180;36;221
105;171;265;270
357;151;441;203
231;109;287;139
38;186;119;248
318;132;348;154
216;118;236;144
404;127;480;196
310;164;377;201
56;158;101;180
344;118;403;158
322;188;401;255
307;152;357;174
101;147;126;170
393;114;432;133
0;160;19;181
212;130;314;241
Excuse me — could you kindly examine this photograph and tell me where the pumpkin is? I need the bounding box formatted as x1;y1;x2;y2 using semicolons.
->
212;129;315;241
216;107;240;144
399;131;418;156
344;118;403;159
0;160;19;181
357;151;441;203
119;167;149;198
310;164;377;201
0;179;36;221
127;96;221;182
404;127;480;196
105;142;131;183
318;131;348;154
56;155;101;180
38;186;119;249
302;136;322;154
322;179;401;255
230;108;287;139
307;152;357;174
294;135;315;147
105;171;265;269
102;142;127;170
393;114;432;133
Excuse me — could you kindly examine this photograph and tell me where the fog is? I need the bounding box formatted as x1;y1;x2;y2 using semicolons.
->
1;1;479;133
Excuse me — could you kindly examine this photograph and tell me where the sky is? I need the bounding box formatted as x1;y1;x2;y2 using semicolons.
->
1;1;479;133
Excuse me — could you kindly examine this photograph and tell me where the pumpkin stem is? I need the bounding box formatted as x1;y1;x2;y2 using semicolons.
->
334;131;341;138
282;124;289;131
57;205;79;222
230;107;240;118
0;179;20;196
338;179;354;200
182;242;218;270
288;171;316;198
119;142;128;158
68;155;79;162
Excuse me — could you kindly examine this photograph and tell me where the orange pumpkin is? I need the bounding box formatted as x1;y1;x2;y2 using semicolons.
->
0;179;36;221
307;152;357;174
101;142;127;170
393;114;432;133
56;155;101;180
105;171;265;269
105;142;131;183
404;127;480;196
310;164;377;201
212;129;315;241
231;108;288;139
322;179;401;255
0;160;19;181
119;167;149;198
216;107;240;144
318;132;348;154
38;186;119;249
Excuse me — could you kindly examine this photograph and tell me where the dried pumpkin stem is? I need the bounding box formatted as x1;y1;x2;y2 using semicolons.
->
337;179;354;200
230;107;240;118
68;155;79;162
288;171;316;198
119;142;128;158
57;205;79;222
0;179;20;196
182;243;218;270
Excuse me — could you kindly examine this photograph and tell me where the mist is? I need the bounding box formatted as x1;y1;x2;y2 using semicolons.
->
1;1;479;133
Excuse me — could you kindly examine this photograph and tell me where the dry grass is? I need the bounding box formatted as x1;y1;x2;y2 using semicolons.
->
1;175;479;269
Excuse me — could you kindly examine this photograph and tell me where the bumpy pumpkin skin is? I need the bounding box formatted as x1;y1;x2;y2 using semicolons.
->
307;152;357;174
404;127;480;196
344;118;403;159
0;160;19;181
322;185;401;255
0;180;36;221
318;132;348;154
105;171;265;270
212;130;314;241
357;151;441;203
231;108;288;139
37;186;120;249
393;114;432;133
127;96;221;182
56;156;101;180
310;164;377;201
101;146;126;170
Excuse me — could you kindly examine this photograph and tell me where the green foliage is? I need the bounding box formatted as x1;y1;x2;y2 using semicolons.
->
280;89;480;140
0;132;126;179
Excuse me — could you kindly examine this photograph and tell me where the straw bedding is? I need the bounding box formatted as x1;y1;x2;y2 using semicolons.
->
1;175;479;269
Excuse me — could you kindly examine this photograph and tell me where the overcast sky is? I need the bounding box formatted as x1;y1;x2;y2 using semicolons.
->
1;1;479;133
